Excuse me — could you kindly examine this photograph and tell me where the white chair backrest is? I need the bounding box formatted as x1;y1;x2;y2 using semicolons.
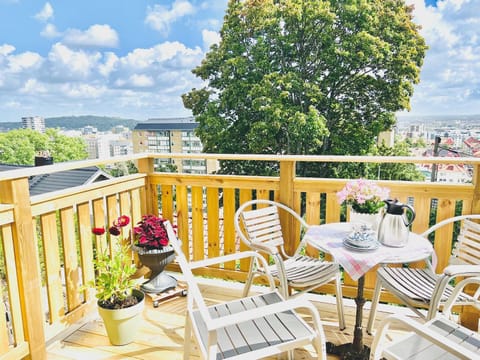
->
164;221;212;322
454;219;480;265
420;214;480;268
235;199;309;250
240;205;285;247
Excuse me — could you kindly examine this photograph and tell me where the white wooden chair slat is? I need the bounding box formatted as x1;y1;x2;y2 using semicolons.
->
459;231;480;244
367;214;480;334
370;277;480;360
241;206;278;219
249;228;283;242
456;237;480;252
246;219;281;230
164;220;327;360
234;199;346;331
457;251;480;265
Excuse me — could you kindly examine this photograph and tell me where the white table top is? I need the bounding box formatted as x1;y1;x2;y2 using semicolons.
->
304;222;434;280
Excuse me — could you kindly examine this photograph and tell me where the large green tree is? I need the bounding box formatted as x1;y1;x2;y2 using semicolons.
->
183;0;427;177
0;128;88;165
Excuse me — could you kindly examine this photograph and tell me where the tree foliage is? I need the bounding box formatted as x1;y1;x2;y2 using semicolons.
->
0;128;88;165
183;0;427;177
371;140;425;181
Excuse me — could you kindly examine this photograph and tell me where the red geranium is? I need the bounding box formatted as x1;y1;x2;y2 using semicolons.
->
92;227;106;236
92;215;130;238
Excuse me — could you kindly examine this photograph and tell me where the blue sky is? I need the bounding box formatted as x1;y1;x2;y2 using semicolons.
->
0;0;478;122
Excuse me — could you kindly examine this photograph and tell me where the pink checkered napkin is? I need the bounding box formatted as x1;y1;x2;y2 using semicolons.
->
325;242;390;280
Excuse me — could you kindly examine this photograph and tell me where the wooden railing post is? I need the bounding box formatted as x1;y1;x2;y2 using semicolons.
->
0;178;46;359
461;163;480;329
137;156;156;215
279;160;296;255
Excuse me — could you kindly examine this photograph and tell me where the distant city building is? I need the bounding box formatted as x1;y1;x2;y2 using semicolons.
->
133;117;217;174
82;126;98;135
22;116;45;133
83;133;133;160
111;125;130;135
406;124;426;139
110;139;132;157
464;137;480;156
84;135;100;159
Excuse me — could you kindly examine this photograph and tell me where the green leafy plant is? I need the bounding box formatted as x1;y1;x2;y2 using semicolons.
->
90;215;139;309
133;214;172;250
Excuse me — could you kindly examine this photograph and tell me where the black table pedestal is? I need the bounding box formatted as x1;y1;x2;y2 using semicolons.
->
326;276;370;360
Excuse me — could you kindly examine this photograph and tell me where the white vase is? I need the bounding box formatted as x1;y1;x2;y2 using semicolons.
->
349;208;382;231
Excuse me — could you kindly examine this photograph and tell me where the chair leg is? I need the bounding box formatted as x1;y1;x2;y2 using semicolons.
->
367;278;383;335
334;274;346;330
242;261;256;297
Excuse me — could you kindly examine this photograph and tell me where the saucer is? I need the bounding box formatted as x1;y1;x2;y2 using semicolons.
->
343;238;379;252
344;231;378;248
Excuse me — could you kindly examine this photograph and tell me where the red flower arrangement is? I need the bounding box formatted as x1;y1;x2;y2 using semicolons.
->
133;214;172;250
93;214;130;237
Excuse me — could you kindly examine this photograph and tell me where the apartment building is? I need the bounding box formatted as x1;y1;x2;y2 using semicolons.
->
133;117;217;174
22;116;45;133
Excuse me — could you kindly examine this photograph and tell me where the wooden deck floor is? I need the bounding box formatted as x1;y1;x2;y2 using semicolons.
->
46;276;414;359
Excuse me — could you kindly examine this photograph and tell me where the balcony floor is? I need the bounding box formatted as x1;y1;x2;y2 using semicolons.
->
46;274;414;359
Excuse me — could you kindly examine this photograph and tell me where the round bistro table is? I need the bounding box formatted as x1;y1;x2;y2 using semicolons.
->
304;222;434;360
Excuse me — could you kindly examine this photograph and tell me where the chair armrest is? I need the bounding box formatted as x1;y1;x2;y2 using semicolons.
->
250;241;279;255
188;251;276;290
443;264;480;277
370;314;476;360
443;276;480;316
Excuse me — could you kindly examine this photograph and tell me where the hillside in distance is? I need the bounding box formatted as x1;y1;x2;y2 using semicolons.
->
0;115;141;132
47;115;141;131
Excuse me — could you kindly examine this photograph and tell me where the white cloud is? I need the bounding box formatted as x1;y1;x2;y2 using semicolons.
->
47;43;101;79
4;100;21;109
129;74;154;88
121;41;202;70
41;23;61;38
202;29;220;50
62;24;119;48
20;79;47;94
145;0;195;36
61;83;107;99
0;44;15;56
8;51;43;73
404;0;480;115
34;2;53;22
98;52;119;77
0;36;206;120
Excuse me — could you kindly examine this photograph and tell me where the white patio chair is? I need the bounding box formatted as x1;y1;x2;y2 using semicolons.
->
234;199;345;330
370;276;480;360
164;220;327;360
367;214;480;334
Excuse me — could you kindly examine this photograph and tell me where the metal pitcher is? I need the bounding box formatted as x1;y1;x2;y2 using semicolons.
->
377;199;416;247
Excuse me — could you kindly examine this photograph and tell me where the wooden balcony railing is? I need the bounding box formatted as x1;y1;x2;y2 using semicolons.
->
1;153;479;360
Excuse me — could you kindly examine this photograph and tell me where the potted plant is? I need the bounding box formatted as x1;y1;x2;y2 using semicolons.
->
132;214;177;294
89;215;145;346
337;178;390;230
